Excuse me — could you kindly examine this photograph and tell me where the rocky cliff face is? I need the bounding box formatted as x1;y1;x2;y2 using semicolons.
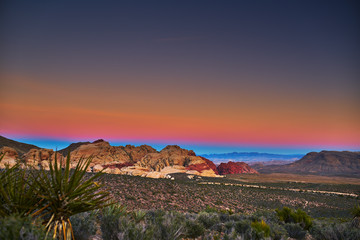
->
24;148;63;162
69;139;157;166
0;146;19;168
217;161;259;175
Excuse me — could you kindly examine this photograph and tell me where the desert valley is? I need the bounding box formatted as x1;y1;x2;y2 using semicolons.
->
1;0;359;239
1;135;360;239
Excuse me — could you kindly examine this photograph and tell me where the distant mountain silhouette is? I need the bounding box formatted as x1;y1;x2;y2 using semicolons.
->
202;152;303;164
0;135;40;156
255;151;360;177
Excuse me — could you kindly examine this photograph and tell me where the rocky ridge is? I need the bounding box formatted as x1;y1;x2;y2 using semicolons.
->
0;137;221;178
217;161;259;175
0;136;40;155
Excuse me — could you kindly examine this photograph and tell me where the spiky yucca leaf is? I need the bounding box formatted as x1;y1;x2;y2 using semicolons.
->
0;155;43;217
32;154;112;239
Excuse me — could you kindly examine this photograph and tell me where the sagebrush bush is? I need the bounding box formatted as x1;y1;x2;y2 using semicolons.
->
234;219;252;235
153;211;185;240
0;214;50;240
184;219;205;238
268;222;287;240
284;223;306;239
198;212;220;229
70;211;98;240
100;205;128;240
310;220;360;240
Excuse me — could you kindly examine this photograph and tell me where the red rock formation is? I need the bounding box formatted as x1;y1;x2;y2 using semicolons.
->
217;161;259;175
136;145;219;177
103;162;134;169
200;157;219;175
187;157;219;175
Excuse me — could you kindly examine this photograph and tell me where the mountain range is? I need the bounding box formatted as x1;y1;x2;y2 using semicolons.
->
202;152;304;164
1;135;359;177
0;136;256;178
253;150;360;177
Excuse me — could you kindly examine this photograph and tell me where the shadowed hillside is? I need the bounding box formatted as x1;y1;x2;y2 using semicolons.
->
255;151;360;177
0;135;40;156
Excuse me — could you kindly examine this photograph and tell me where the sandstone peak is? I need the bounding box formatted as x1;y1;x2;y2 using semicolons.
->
92;139;109;144
160;145;195;156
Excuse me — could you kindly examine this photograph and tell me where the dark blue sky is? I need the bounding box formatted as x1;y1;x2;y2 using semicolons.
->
1;0;359;154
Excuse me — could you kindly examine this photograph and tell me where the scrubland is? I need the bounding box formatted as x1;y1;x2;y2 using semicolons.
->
1;155;360;239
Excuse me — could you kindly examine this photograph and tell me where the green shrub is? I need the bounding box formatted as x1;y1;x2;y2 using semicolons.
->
0;154;112;240
70;211;98;240
0;157;42;217
276;207;313;230
117;217;154;240
251;220;270;238
184;219;205;238
229;213;244;222
284;223;306;239
269;223;288;240
311;221;360;240
351;204;360;218
153;211;185;240
234;219;251;234
100;205;128;240
132;209;147;223
0;214;50;240
203;205;219;213
198;212;220;229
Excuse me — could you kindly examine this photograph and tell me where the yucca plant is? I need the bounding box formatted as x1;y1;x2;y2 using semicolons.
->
31;154;112;239
351;204;360;218
0;154;43;217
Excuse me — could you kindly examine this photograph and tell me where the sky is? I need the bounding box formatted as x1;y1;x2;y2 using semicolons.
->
1;0;359;154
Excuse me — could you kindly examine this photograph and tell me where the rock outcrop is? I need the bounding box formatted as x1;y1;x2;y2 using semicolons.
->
0;146;19;159
0;146;19;168
69;140;157;167
24;148;63;162
217;161;259;175
58;141;91;156
0;137;221;178
136;145;219;177
24;148;64;168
